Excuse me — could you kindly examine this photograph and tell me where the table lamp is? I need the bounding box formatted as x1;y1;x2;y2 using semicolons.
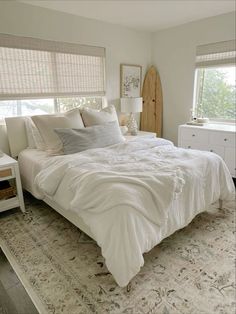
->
120;97;143;135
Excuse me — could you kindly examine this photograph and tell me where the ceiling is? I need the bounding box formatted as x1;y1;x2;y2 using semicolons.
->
20;0;235;32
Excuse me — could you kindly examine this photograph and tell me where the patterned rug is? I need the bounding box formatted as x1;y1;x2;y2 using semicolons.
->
0;194;235;314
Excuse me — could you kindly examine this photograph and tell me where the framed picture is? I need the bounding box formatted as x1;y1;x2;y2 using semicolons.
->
120;64;142;97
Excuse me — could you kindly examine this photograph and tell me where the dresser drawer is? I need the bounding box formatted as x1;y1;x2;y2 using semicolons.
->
224;158;236;177
209;131;235;147
225;147;236;161
207;145;225;159
181;141;208;151
180;128;209;145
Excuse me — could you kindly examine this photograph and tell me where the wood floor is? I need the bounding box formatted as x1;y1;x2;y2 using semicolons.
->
0;248;38;314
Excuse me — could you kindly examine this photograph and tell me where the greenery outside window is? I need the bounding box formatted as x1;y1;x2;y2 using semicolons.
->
194;66;235;122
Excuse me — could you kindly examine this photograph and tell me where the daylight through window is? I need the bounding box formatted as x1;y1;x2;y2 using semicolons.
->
194;40;236;122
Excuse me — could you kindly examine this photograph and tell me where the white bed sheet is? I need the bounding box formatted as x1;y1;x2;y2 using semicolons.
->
18;149;50;199
18;149;76;211
18;149;94;238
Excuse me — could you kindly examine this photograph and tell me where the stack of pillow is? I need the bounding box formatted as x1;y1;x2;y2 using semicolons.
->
24;105;125;155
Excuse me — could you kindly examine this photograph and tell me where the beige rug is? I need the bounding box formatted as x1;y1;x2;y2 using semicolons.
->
0;194;235;314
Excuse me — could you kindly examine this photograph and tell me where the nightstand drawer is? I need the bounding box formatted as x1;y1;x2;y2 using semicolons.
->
0;167;14;178
0;153;25;213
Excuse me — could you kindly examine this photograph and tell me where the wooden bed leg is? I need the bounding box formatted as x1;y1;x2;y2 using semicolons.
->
219;199;223;209
126;282;131;292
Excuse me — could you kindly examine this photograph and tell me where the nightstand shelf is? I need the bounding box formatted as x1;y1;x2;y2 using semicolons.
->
125;131;156;140
0;154;25;213
0;196;20;213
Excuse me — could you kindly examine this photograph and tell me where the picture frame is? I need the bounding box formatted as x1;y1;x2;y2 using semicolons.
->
120;64;142;97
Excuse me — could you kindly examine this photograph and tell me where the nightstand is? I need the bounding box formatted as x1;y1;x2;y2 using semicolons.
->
125;131;156;140
0;154;25;213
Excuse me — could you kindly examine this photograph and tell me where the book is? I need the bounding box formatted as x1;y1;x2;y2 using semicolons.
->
186;122;204;126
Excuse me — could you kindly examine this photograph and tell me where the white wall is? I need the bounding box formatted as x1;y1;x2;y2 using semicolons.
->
0;1;152;103
152;12;235;145
0;1;152;153
0;2;235;152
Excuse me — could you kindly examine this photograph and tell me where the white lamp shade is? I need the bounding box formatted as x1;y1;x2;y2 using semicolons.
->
120;97;143;113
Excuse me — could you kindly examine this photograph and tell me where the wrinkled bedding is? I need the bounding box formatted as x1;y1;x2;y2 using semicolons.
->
35;137;235;287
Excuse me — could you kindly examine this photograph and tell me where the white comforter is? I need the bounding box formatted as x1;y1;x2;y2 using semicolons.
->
35;137;234;287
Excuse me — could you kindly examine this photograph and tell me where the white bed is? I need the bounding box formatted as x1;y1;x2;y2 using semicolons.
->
5;116;235;288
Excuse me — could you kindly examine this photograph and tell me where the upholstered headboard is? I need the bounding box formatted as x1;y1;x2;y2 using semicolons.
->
5;117;28;158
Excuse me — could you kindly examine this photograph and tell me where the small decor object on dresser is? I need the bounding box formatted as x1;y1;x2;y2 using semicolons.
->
0;153;25;213
120;64;142;97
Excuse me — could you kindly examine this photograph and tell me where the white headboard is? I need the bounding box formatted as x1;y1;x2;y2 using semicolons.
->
5;117;28;158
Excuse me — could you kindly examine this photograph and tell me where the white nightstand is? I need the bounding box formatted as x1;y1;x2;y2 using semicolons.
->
0;154;25;213
125;131;156;140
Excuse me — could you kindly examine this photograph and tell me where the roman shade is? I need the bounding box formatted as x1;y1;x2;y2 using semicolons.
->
196;40;236;68
0;33;106;100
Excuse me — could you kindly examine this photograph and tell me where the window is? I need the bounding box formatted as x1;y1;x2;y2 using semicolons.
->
0;99;54;120
57;97;103;112
0;97;103;120
0;33;105;119
194;40;236;122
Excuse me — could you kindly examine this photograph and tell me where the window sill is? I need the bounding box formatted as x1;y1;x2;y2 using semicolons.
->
203;123;235;132
208;121;235;127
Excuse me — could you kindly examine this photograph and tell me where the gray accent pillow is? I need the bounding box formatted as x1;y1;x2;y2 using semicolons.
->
55;121;125;155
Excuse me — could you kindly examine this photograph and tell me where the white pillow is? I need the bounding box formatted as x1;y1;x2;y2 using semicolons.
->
24;117;45;150
81;105;119;127
31;108;84;154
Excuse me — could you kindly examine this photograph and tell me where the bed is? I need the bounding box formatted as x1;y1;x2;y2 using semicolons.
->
5;116;235;288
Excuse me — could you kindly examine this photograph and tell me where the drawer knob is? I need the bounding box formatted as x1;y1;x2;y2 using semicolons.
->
188;146;191;148
210;149;213;152
192;134;195;137
224;138;228;141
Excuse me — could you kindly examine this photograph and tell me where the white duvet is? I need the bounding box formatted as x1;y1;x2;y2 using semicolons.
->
35;137;234;287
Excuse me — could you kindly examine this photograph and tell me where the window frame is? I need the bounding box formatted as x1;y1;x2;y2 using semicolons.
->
193;65;236;124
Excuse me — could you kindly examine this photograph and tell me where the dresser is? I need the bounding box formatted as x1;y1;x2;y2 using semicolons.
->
178;124;236;177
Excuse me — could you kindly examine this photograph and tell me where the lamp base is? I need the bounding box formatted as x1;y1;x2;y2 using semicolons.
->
127;113;138;135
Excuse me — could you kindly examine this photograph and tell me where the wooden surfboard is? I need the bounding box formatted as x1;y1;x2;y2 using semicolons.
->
140;66;163;137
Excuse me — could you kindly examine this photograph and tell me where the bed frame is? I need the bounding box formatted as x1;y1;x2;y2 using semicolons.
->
5;116;94;239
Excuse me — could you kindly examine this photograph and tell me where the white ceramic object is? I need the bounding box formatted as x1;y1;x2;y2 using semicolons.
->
197;117;209;123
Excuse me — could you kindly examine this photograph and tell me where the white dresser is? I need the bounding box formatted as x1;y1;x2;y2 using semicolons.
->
178;124;236;177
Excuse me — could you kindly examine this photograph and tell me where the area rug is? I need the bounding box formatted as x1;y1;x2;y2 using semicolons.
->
0;194;235;314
